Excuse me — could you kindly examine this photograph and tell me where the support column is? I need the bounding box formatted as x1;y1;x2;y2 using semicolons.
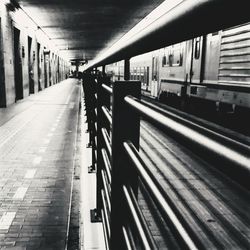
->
102;65;106;76
124;58;130;81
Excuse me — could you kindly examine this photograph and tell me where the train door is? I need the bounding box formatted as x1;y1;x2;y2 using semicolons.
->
0;18;6;107
202;32;221;84
58;57;60;82
146;66;149;91
37;43;41;91
151;56;159;97
44;50;47;88
189;36;205;84
28;36;34;94
14;27;23;101
49;54;52;86
44;48;50;88
55;55;58;82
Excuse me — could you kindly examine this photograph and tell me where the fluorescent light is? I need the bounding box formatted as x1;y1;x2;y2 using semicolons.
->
2;0;11;5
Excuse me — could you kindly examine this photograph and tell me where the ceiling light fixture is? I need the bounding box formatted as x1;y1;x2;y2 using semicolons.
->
4;0;20;12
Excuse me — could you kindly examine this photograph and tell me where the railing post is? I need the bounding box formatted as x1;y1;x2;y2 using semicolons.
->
83;74;97;173
83;74;94;147
102;65;106;76
110;80;141;250
89;78;97;173
91;75;111;222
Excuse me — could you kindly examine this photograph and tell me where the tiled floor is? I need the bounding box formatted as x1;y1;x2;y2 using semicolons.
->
0;79;81;249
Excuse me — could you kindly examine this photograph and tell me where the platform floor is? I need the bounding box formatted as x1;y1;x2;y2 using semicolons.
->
0;79;105;249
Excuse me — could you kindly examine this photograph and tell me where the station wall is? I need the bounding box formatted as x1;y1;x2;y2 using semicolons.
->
0;2;69;107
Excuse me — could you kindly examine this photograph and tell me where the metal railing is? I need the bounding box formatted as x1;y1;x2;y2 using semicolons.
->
82;74;250;250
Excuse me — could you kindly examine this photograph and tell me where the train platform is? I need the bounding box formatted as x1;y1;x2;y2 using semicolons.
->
0;79;105;249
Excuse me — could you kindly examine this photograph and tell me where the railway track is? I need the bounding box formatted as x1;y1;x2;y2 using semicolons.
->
138;114;250;249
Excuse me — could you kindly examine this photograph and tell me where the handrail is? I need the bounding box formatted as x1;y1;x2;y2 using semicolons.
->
123;141;199;250
124;95;250;177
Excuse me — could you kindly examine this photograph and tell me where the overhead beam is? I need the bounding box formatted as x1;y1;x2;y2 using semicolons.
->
84;0;250;71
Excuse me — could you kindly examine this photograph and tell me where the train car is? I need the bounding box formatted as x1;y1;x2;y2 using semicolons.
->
130;52;152;96
188;23;250;112
106;21;250;114
106;61;125;82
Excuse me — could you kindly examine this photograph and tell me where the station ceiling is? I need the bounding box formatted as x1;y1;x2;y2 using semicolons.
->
18;0;165;62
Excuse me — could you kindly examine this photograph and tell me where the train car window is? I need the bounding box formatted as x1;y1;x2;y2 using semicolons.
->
194;37;201;59
152;56;158;81
152;57;155;80
164;44;183;67
141;67;144;84
162;55;167;66
177;53;183;66
212;31;219;36
168;54;173;66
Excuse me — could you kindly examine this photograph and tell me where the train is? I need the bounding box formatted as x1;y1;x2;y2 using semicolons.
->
106;22;250;115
